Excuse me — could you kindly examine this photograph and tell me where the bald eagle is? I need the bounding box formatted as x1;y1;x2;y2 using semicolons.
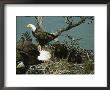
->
27;24;58;48
26;24;54;62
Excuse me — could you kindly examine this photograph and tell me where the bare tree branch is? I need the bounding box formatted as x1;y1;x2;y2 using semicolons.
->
54;16;87;36
34;16;44;28
32;16;93;38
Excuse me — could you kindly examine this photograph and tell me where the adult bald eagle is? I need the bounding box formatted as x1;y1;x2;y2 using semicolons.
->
27;24;58;48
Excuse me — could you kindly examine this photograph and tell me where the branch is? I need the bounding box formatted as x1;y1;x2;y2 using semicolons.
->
54;16;87;36
33;16;92;38
34;16;44;28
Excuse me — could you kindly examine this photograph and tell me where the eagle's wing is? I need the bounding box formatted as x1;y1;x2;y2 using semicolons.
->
33;27;56;39
32;29;58;45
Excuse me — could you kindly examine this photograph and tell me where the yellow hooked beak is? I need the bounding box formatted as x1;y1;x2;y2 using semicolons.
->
26;24;31;28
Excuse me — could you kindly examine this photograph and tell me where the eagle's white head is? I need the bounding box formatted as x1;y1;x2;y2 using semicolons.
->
26;24;36;32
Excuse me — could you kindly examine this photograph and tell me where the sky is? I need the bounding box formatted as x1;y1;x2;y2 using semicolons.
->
16;16;94;50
